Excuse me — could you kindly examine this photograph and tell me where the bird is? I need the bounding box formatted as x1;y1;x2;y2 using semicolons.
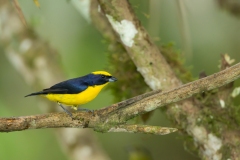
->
25;71;117;117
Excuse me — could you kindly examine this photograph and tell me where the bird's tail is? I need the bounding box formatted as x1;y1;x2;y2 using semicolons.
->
25;91;45;97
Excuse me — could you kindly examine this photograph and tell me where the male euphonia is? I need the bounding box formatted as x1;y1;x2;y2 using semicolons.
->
25;71;117;116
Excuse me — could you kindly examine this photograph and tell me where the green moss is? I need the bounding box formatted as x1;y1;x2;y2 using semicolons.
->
106;42;194;123
229;104;240;125
94;125;110;133
220;145;232;160
193;87;240;137
160;43;194;83
105;35;240;157
107;44;150;102
182;135;199;156
108;42;193;101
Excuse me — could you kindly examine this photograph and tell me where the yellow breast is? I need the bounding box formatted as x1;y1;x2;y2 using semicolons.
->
45;83;108;106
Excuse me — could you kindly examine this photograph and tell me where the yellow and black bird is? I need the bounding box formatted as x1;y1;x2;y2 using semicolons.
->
25;71;117;116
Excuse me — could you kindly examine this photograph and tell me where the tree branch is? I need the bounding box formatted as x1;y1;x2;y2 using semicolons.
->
94;0;240;159
106;124;177;135
98;62;240;120
0;113;177;135
0;63;239;136
98;0;182;91
2;0;239;159
0;2;109;160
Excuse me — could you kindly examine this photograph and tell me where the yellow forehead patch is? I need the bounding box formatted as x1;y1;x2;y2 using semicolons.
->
92;71;111;76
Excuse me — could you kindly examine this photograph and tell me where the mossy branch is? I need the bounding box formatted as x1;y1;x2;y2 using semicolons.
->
94;0;240;159
0;62;239;135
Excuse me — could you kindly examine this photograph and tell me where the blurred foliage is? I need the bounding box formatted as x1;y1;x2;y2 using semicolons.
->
33;0;40;8
126;146;153;160
217;0;240;17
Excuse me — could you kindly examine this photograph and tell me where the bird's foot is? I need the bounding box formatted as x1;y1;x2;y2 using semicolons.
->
77;108;95;115
57;102;73;118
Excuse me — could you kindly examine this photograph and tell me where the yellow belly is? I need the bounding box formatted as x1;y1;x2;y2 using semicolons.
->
45;83;108;106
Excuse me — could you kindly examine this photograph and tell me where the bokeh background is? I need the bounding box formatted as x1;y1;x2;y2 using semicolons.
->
0;0;240;160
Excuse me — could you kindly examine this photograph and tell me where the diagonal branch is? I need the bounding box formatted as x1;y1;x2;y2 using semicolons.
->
0;62;239;135
97;0;182;91
93;0;240;159
98;62;240;118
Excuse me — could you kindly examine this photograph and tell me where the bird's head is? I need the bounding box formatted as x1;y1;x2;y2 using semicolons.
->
88;71;117;86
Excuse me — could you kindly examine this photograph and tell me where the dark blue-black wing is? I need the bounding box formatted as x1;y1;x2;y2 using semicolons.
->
25;77;88;97
48;78;88;94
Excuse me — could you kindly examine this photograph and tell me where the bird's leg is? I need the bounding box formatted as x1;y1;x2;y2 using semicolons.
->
57;102;73;117
77;108;93;112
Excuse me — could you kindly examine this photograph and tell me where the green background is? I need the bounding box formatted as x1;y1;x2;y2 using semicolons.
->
0;0;240;160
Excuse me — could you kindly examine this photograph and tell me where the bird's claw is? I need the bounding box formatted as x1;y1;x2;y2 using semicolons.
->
77;108;95;116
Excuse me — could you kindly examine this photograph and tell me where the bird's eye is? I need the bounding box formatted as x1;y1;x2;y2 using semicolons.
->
101;75;106;78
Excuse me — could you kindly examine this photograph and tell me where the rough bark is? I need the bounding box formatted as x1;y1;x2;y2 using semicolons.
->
96;0;240;159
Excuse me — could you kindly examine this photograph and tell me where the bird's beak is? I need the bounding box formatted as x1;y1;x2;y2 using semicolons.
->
109;76;117;82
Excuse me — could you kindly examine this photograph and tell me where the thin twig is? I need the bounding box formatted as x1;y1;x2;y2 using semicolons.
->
107;124;177;135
